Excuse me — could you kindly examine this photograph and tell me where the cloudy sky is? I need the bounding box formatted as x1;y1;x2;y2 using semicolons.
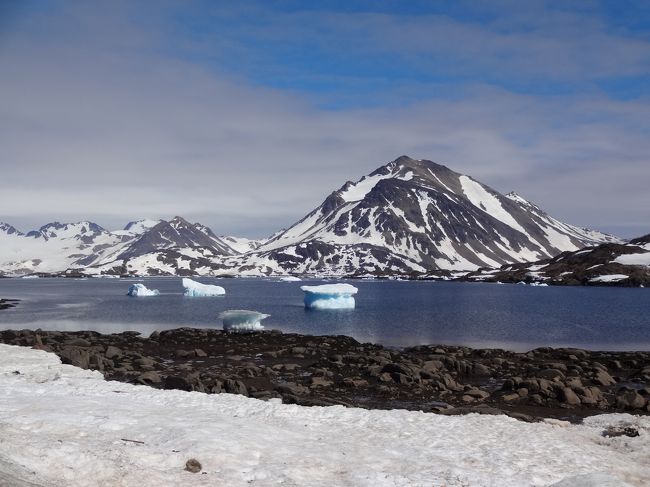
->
1;0;648;238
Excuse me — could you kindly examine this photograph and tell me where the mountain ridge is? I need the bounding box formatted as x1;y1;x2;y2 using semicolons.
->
0;156;623;277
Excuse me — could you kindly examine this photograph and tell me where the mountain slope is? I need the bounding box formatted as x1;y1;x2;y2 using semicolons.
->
464;233;650;286
0;221;134;275
0;217;237;276
240;156;619;276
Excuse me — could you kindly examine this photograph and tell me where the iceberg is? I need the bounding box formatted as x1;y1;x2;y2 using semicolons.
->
279;276;301;282
220;310;269;332
182;278;225;297
126;283;160;297
301;283;358;309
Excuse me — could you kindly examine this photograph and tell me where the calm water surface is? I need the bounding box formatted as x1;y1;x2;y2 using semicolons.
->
0;277;649;351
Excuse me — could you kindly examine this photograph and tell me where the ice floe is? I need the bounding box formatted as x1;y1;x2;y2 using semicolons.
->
126;283;160;297
182;278;225;297
220;309;269;332
301;283;358;309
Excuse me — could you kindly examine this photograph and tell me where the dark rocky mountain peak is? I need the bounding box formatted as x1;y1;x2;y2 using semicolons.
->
117;217;235;260
0;223;22;236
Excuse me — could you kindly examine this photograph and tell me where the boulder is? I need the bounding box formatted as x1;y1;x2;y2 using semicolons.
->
58;346;90;369
559;387;581;406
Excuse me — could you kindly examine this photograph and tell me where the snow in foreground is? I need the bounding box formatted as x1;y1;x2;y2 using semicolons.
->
182;277;226;297
0;345;648;487
301;283;358;309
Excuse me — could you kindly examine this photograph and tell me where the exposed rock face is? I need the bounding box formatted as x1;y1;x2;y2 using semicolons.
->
2;328;648;421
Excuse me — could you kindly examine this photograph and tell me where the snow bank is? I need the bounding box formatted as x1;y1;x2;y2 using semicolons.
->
301;283;358;309
614;252;650;267
182;278;225;297
0;344;649;487
219;309;269;332
589;274;629;283
126;283;160;297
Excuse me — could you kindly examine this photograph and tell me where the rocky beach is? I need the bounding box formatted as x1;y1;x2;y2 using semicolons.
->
2;327;648;422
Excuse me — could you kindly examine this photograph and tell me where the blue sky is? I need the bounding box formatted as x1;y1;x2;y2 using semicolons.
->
162;0;650;106
0;0;649;237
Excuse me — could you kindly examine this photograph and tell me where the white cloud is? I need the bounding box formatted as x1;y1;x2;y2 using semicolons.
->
0;2;648;238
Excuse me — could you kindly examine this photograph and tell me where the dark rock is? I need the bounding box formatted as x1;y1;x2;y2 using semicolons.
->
65;338;92;347
593;370;616;387
139;371;162;384
185;459;202;473
164;375;192;391
536;369;565;381
275;382;309;396
602;426;639;438
59;346;90;369
559;387;581;406
105;346;123;359
225;379;248;396
616;391;647;410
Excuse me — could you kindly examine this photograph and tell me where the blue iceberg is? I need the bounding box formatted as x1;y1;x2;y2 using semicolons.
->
300;283;358;310
126;283;160;297
182;278;226;297
220;310;269;332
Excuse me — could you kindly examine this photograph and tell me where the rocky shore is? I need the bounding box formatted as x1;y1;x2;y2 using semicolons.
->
1;327;649;421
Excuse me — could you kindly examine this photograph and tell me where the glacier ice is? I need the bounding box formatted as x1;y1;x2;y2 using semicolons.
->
126;283;160;297
220;310;269;332
182;278;225;297
301;283;358;309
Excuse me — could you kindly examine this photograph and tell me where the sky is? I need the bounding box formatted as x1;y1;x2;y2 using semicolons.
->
0;0;649;238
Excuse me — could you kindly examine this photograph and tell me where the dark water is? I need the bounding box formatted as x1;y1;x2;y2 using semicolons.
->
0;277;649;351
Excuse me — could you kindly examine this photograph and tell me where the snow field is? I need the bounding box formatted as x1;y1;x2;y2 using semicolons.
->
0;345;648;487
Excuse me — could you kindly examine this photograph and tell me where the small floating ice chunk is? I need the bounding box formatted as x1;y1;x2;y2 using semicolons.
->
279;276;301;282
126;283;160;297
182;278;225;297
220;310;269;332
300;283;358;309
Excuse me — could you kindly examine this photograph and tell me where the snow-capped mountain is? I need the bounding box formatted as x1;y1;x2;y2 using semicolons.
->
0;221;132;275
230;156;619;276
0;156;621;277
0;217;238;276
116;217;235;260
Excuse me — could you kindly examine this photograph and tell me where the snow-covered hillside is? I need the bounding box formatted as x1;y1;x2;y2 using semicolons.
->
220;235;266;254
0;156;620;277
466;233;650;286
0;344;647;487
0;217;237;276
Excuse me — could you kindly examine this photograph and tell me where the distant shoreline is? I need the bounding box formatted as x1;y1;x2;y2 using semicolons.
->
2;273;648;287
1;327;648;422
